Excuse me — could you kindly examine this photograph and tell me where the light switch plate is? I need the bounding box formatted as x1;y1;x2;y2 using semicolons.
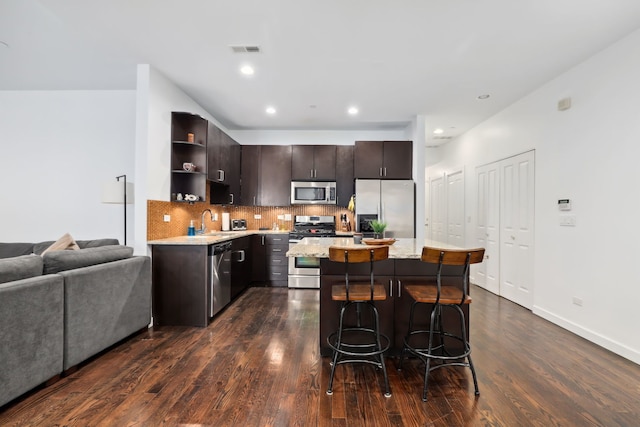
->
277;214;285;220
163;214;171;222
254;214;262;219
284;214;292;221
559;214;576;226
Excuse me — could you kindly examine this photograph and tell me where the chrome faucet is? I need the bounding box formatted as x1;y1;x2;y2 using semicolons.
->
199;209;214;234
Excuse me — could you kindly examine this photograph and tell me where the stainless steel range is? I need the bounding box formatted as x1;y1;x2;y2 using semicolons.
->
288;215;336;289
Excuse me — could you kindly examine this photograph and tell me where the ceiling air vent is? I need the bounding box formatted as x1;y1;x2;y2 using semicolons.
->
230;45;261;53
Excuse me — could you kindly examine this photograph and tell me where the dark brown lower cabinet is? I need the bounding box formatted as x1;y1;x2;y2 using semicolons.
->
231;237;251;299
152;245;210;327
152;241;253;327
319;258;469;357
250;233;289;287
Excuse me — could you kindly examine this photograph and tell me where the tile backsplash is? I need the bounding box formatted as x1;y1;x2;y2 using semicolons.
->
147;183;355;240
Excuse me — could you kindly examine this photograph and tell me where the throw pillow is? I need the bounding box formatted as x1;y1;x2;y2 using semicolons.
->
41;233;80;256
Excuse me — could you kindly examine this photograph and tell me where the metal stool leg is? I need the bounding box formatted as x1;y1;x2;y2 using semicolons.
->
454;304;479;396
327;303;348;395
371;303;391;397
422;304;439;402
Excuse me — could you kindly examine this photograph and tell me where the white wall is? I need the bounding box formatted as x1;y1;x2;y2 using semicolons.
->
0;90;136;244
429;28;640;364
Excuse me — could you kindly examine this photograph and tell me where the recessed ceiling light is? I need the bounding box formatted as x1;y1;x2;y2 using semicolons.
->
240;65;255;76
477;94;490;100
265;106;276;115
433;128;444;134
348;106;359;115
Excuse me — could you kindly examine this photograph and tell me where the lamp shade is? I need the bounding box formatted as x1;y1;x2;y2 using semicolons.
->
102;181;134;204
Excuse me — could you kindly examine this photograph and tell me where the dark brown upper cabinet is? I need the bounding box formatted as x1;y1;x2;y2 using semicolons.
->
291;145;336;181
335;145;354;207
208;123;241;205
241;145;292;206
354;140;413;179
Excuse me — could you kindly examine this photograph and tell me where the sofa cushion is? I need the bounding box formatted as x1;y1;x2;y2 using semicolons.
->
43;245;133;275
41;233;80;256
0;255;43;284
76;238;120;249
33;238;119;255
0;243;35;259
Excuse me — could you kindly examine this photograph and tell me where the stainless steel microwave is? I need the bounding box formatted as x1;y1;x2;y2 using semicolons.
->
291;181;337;205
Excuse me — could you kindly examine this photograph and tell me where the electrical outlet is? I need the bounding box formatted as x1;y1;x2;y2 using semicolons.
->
277;214;285;220
163;214;171;222
284;213;292;221
254;214;262;219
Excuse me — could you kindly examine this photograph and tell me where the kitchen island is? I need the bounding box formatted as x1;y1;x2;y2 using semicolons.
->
287;237;475;356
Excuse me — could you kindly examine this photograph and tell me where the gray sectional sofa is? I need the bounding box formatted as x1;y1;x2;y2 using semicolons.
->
0;239;152;408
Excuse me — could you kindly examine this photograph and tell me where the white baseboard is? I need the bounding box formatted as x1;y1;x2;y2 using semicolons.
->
532;305;640;365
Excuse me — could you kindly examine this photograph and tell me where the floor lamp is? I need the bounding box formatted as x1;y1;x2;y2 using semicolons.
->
102;175;134;246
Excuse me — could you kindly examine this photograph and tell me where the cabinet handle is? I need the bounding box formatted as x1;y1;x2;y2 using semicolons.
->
218;170;225;182
261;235;265;245
229;193;234;205
273;272;282;276
253;196;256;205
272;248;282;252
389;279;393;297
314;169;317;178
233;250;245;262
310;169;314;178
273;259;282;263
398;280;402;297
380;167;383;177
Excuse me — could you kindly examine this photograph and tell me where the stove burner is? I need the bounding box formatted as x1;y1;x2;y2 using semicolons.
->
290;215;336;240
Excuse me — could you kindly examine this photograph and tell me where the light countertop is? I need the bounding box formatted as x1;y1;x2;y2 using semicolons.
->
147;230;289;246
285;237;470;259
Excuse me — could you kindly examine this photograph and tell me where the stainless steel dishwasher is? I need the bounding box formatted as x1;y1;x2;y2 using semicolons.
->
209;241;232;317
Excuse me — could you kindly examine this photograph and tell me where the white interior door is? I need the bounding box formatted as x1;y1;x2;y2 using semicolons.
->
429;175;446;241
446;170;464;247
499;151;535;309
474;163;500;294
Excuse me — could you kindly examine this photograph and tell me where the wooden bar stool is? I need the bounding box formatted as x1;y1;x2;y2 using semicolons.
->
326;245;391;398
398;246;485;401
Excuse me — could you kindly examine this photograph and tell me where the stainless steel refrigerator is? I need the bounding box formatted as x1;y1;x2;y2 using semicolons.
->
355;179;415;238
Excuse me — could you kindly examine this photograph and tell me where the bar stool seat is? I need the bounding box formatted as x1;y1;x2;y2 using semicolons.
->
398;246;485;401
326;245;391;398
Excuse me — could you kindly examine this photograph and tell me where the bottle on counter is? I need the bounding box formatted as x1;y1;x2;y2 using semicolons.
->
188;220;196;236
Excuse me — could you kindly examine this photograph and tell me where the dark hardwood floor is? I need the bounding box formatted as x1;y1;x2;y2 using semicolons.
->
2;286;639;426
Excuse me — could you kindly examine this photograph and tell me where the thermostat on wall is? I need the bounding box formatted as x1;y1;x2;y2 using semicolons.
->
558;199;571;211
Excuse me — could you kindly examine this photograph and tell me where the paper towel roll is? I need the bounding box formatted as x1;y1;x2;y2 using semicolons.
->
222;212;230;231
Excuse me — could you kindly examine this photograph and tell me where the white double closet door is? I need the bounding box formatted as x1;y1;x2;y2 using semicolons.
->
475;151;535;309
427;169;465;248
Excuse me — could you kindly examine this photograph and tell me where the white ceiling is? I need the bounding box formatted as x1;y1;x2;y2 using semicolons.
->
2;0;640;144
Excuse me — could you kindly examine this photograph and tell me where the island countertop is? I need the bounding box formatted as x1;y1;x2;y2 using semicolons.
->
286;237;468;259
